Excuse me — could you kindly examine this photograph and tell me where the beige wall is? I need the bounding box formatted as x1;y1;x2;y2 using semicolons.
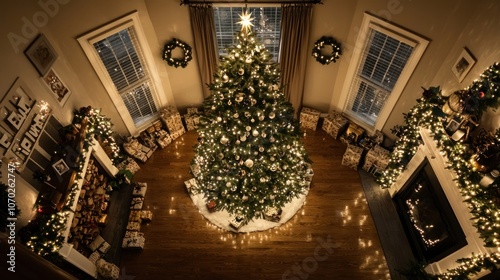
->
1;0;499;138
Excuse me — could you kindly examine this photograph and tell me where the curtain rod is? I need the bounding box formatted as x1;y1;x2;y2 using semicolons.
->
180;0;322;5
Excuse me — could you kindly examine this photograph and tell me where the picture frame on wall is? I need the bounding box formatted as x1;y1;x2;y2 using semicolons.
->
42;68;71;106
451;48;475;82
24;34;58;76
52;159;69;175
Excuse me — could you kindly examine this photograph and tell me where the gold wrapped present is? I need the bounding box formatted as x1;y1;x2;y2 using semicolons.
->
187;107;199;114
362;145;390;174
128;210;142;223
170;128;185;140
229;216;245;230
130;197;144;210
160;106;185;133
122;232;145;249
132;182;147;197
263;206;282;222
341;144;364;170
184;114;200;131
322;110;349;139
140;210;153;222
340;123;365;144
184;178;199;194
126;221;141;231
300;107;321;131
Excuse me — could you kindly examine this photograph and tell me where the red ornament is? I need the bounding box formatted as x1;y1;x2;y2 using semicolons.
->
478;91;485;98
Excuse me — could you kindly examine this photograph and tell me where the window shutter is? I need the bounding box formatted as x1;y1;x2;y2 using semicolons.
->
214;7;281;62
93;27;157;125
345;29;414;126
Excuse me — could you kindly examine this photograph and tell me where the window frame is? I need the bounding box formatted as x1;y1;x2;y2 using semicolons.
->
213;4;281;63
338;13;429;132
77;11;167;135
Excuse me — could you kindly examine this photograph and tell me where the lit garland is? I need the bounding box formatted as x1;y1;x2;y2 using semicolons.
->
312;36;342;65
162;38;192;68
21;106;122;257
191;26;312;225
376;63;499;276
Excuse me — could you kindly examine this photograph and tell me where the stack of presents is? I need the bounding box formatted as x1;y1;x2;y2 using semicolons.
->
121;105;201;164
300;107;392;176
123;182;153;249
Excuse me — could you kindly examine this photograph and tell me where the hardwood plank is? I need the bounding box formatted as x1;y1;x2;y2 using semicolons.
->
119;129;395;280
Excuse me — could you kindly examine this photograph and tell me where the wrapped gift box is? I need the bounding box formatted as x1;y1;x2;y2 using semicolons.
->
155;130;172;149
229;216;245;230
340;123;365;145
132;182;147;197
126;221;141;231
362;145;390;175
122;232;145;249
305;163;314;182
300;107;321;131
184;178;199;194
160;106;185;133
116;157;140;175
184;114;200;131
263;207;282;222
129;210;142;223
130;197;144;210
187;107;199;114
88;251;102;264
341;144;364;170
140;210;153;222
206;199;217;213
190;163;201;177
96;259;120;280
170;128;185;141
322;110;349;139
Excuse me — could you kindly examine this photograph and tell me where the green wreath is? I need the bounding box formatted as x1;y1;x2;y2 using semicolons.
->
312;36;342;65
163;38;192;68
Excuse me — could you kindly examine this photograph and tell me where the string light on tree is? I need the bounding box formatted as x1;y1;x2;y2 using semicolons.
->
190;10;311;226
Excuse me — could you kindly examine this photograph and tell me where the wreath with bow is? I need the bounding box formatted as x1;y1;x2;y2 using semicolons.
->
163;38;192;68
312;36;342;65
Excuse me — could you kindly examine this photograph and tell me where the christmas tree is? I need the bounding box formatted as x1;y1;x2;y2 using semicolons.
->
191;11;311;225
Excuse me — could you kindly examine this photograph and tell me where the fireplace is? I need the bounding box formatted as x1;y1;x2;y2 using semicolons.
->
388;128;493;276
394;159;467;262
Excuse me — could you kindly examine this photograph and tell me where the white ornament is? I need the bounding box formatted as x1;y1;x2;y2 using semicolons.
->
226;182;232;187
258;115;264;121
220;136;229;145
270;194;275;200
242;195;249;202
246;126;251;131
245;57;252;63
252;130;259;137
234;113;239;118
259;146;264;152
217;116;222;122
249;86;255;94
269;112;275;119
238;68;244;75
245;159;254;168
223;74;229;82
240;135;247;142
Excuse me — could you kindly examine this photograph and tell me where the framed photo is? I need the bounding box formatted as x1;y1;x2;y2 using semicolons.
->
451;48;475;82
24;34;57;76
52;159;69;175
43;68;71;106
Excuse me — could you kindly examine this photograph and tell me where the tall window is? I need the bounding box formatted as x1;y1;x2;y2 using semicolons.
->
78;12;164;134
339;13;429;130
214;6;281;62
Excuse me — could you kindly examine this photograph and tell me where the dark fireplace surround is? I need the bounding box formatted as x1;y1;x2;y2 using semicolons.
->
394;159;468;263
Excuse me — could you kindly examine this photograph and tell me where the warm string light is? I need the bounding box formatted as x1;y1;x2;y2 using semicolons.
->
376;64;500;277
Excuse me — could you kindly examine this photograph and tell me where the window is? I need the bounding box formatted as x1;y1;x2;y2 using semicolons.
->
78;12;165;134
339;13;429;131
214;6;281;62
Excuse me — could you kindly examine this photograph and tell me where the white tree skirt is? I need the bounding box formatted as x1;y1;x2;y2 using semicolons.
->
189;188;309;233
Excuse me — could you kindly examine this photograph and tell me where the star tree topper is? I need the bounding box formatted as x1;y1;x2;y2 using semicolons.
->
237;9;254;33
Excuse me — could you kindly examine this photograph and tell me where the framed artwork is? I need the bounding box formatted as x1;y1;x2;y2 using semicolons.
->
52;159;69;175
43;68;71;106
24;34;57;76
451;48;475;82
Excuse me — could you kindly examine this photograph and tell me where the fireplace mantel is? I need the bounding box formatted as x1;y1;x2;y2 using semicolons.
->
388;128;494;276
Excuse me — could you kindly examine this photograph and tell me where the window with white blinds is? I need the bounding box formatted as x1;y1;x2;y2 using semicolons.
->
78;12;166;134
214;7;281;62
93;28;157;126
346;30;414;126
339;13;429;131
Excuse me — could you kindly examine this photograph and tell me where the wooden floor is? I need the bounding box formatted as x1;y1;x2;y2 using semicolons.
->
120;129;394;280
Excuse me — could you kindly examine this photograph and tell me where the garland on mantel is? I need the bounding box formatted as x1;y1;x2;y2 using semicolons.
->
376;63;500;277
21;107;121;258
